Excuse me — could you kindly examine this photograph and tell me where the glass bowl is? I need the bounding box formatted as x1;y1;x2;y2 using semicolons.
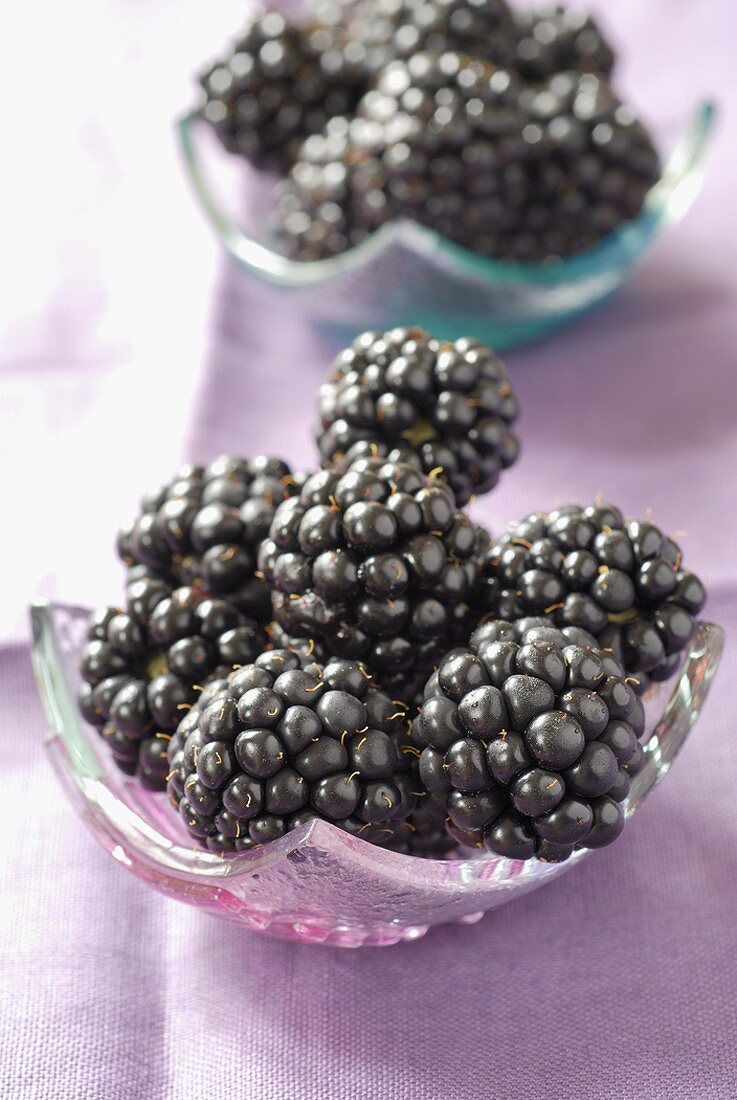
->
177;101;714;347
31;600;723;947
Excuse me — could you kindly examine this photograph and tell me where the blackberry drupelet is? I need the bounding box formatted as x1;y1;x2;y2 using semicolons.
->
413;618;645;860
513;4;615;82
199;11;368;173
260;456;485;696
315;326;520;505
78;577;265;789
480;502;706;683
166;650;417;852
117;455;306;623
264;620;330;662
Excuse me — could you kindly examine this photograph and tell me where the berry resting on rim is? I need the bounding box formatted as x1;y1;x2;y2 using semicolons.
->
166;650;418;852
480;501;706;686
413;617;647;860
78;577;265;789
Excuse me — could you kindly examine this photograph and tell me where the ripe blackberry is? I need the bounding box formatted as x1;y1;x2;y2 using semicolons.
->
199;11;369;173
264;620;330;663
480;502;706;683
166;650;417;852
78;577;265;789
117;455;306;623
278;51;531;260
513;4;615;82
319;0;518;73
413;618;645;860
315;326;519;505
277;116;371;261
260;456;485;697
507;71;660;259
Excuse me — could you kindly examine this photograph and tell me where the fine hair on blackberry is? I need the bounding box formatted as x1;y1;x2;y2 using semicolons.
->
277;53;660;263
117;455;306;623
316;326;520;505
166;650;419;852
480;501;706;686
512;4;615;82
78;577;266;789
259;455;485;696
199;10;369;173
413;617;647;860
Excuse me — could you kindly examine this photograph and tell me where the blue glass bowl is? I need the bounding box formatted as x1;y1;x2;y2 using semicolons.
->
31;601;723;947
177;101;714;347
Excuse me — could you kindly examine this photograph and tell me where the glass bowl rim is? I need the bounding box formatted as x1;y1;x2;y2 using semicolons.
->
176;99;715;289
30;599;725;887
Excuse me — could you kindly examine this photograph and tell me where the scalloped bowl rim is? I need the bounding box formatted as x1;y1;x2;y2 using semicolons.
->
31;600;724;893
176;100;715;289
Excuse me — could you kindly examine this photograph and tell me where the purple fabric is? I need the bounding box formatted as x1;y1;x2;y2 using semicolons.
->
2;1;737;1097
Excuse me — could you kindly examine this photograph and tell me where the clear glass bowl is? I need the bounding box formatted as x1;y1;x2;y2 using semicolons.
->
177;102;714;347
31;600;723;947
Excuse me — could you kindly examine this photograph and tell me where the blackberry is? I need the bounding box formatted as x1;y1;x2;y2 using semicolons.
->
277;116;371;261
199;11;368;174
318;0;518;73
278;51;531;260
513;4;615;82
278;55;660;263
117;455;306;623
507;71;660;259
413;618;645;860
480;502;706;683
166;650;417;852
315;326;519;505
78;577;265;789
260;456;485;697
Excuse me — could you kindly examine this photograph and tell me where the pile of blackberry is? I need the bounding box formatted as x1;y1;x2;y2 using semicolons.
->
199;12;369;173
413;619;645;860
277;54;660;262
78;577;265;789
260;455;485;695
315;326;520;505
166;650;417;852
195;1;660;264
117;455;305;623
479;502;706;688
77;326;707;866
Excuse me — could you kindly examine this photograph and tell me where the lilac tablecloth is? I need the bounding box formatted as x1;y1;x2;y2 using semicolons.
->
2;2;737;1097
